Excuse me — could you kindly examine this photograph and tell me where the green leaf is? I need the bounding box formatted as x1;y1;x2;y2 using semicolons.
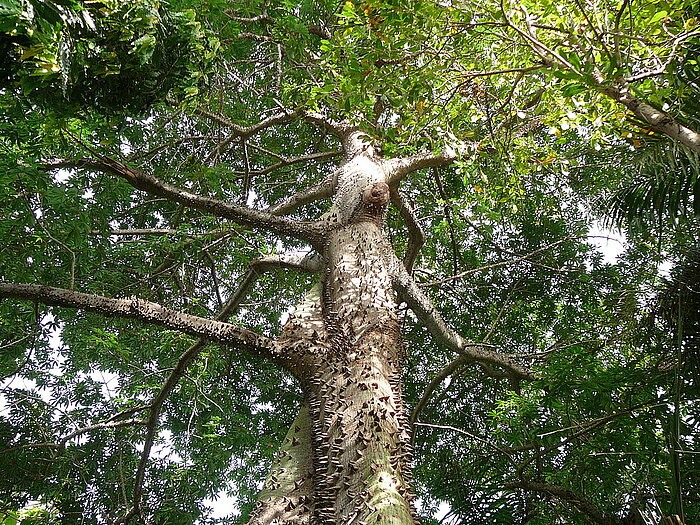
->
649;10;668;23
561;82;587;97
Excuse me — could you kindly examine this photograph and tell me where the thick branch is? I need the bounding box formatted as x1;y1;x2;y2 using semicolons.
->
267;172;337;216
500;20;700;154
391;269;536;380
597;83;700;154
389;187;425;272
383;144;474;184
43;157;327;245
0;284;274;357
301;111;354;138
300;113;376;157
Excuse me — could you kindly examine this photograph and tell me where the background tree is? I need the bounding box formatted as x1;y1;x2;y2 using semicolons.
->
1;0;698;524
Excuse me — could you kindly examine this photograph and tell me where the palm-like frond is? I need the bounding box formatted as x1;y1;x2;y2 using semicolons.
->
607;142;700;226
606;42;700;227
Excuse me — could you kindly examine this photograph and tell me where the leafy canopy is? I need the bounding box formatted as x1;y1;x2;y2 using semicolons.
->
1;0;699;523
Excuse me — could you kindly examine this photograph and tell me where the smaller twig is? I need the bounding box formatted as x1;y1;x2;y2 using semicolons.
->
483;282;519;343
0;418;146;455
500;1;582;74
410;355;471;426
459;64;543;80
237;32;277;44
267;172;337;216
204;133;239;166
223;11;273;24
432;168;461;275
59;418;147;448
613;0;630;63
28;201;77;290
0;334;32;352
203;250;223;309
0;335;34;380
516;400;669;480
505;480;619;525
90;228;228;238
626;31;700;82
420;236;575;288
415;421;519;467
234;150;342;178
183;373;226;415
193;107;298;139
104;405;152;423
573;0;614;60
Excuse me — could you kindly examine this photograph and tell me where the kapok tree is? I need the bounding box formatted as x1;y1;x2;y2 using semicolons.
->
1;0;698;523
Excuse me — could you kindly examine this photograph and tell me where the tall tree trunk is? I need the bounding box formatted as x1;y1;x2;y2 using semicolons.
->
248;146;420;524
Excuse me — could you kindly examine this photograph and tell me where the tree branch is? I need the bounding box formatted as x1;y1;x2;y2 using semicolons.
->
301;112;353;137
238;150;342;177
299;112;376;157
194;107;298;138
414;421;519;467
494;12;700;154
391;268;536;380
389;187;425;272
597;83;700;155
625;30;700;83
419;236;575;288
223;10;273;24
0;283;275;357
410;354;471;425
431;168;461;275
89;228;229;238
383;144;474;184
0;416;145;455
60;418;147;449
251;252;323;273
267;172;337;216
42;156;327;245
118;253;314;523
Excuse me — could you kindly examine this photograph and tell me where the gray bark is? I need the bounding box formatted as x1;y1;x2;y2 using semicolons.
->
598;83;700;155
248;141;420;524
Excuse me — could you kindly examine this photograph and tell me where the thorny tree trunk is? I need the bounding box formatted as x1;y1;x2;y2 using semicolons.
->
248;137;420;524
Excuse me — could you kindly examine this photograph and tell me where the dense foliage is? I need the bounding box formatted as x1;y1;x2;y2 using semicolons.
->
1;0;698;523
0;0;217;111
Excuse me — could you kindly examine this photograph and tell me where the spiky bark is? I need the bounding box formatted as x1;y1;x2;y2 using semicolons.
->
247;137;421;523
